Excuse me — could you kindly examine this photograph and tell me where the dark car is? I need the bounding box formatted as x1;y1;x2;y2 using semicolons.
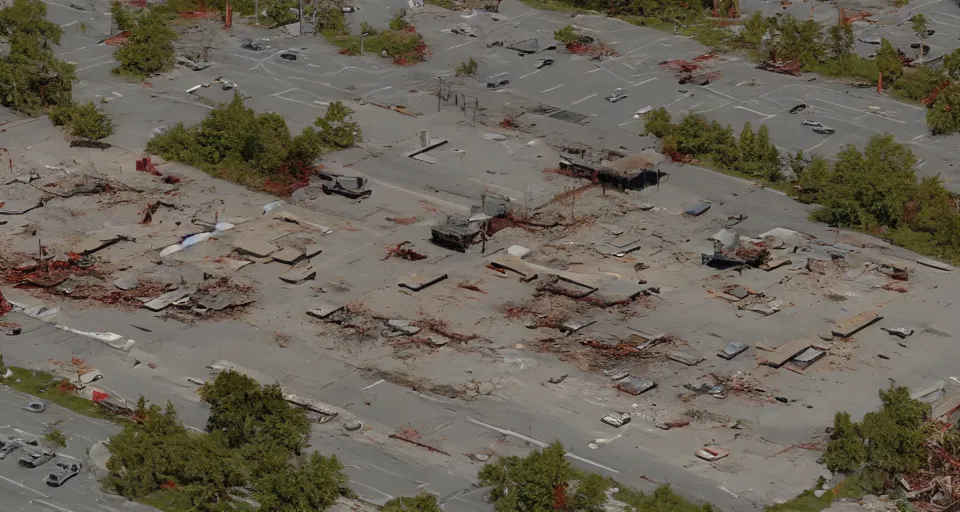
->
46;462;82;487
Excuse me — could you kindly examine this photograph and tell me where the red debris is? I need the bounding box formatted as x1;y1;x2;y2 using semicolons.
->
0;288;11;316
661;59;701;73
693;52;716;62
566;42;619;58
103;31;130;46
923;80;952;105
383;241;427;261
386;216;418;225
161;175;181;184
135;157;160;175
757;60;803;77
500;116;519;129
91;390;110;402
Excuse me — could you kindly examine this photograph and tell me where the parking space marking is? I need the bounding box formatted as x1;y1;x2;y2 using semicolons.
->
445;40;475;50
806;134;835;152
630;77;657;88
76;56;115;72
33;499;78;512
585;68;603;74
618;120;637;127
935;10;960;20
542;84;563;93
0;475;49;498
734;105;776;120
702;86;740;102
273;95;327;110
519;70;540;79
695;100;732;114
571;93;597;105
270;87;297;97
809;97;905;124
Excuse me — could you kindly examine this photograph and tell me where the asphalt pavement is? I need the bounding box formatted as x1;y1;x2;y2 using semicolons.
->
0;387;157;512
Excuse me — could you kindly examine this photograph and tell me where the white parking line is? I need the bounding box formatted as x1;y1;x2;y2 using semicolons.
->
630;77;657;88
542;84;563;93
935;10;960;20
809;97;905;123
445;40;475;50
273;96;327;110
806;134;835;152
0;475;49;498
270;88;297;97
519;70;540;79
696;100;732;114
77;58;115;72
571;93;596;105
466;417;619;473
734;105;776;119
586;68;603;74
32;500;78;512
618;120;638;127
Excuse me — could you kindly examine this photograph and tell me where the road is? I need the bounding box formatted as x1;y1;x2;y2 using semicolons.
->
0;387;157;512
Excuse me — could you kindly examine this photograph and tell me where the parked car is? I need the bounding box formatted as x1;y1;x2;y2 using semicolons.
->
605;88;627;102
0;437;38;460
46;462;82;487
19;450;55;468
486;79;510;89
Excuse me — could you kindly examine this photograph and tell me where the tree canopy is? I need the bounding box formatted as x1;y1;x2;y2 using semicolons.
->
114;5;178;79
104;373;349;511
49;101;114;140
0;0;76;115
147;95;361;195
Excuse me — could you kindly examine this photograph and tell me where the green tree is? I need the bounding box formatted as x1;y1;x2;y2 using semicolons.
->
110;0;134;31
198;370;311;455
769;15;823;68
944;48;960;78
739;11;766;46
927;83;960;135
738;122;756;163
822;412;867;472
315;101;362;148
860;385;930;475
114;6;178;79
255;452;349;512
388;8;410;31
876;39;904;83
911;14;927;61
314;8;346;35
383;493;443;512
478;441;609;512
642;107;673;138
50;101;114;140
0;0;76;115
827;21;854;60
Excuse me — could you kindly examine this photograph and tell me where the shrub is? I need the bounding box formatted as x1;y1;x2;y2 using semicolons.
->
822;385;932;477
110;0;134;31
456;57;478;77
383;493;443;512
50;101;114;140
114;5;178;79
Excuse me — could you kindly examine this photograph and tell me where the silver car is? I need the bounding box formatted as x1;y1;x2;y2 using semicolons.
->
19;450;55;468
46;462;82;487
605;88;627;103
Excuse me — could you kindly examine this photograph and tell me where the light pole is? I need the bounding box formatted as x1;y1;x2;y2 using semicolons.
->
254;0;258;26
360;32;369;56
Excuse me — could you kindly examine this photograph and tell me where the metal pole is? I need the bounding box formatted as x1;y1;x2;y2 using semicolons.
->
298;0;303;37
255;0;258;25
437;77;442;112
360;34;364;56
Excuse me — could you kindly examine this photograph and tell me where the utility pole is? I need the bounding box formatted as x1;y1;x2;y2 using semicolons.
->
298;0;303;38
255;0;258;26
437;76;442;112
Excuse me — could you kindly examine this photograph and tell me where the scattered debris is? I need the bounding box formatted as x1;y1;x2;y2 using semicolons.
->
695;446;729;461
384;242;427;261
882;326;914;339
616;376;656;395
718;342;747;360
398;273;448;292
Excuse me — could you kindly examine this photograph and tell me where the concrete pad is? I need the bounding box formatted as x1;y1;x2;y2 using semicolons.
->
143;288;195;312
832;310;882;338
272;247;304;264
279;266;316;284
306;302;343;319
235;237;279;258
763;338;813;368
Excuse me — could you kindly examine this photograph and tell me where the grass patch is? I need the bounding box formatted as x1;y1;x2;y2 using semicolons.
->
766;469;886;512
44;423;68;447
2;366;120;422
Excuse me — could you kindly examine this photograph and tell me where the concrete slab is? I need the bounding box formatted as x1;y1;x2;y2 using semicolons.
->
235;237;279;258
272;247;304;264
763;338;813;368
279;266;316;284
143;288;195;312
832;311;882;338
